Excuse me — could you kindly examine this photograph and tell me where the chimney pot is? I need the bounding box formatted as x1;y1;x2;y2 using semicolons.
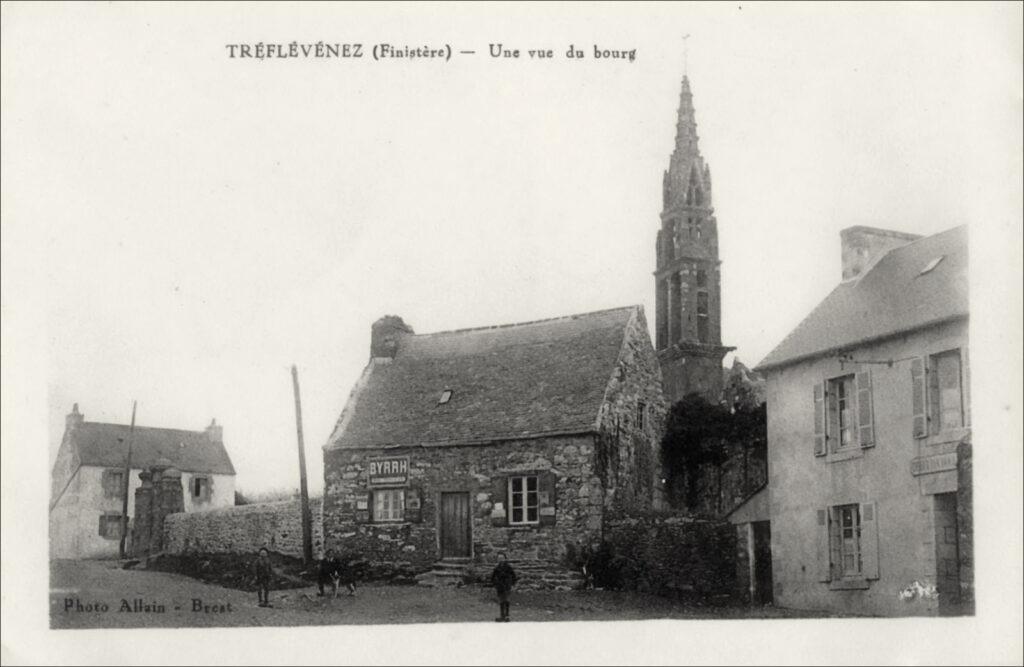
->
371;315;414;360
66;403;84;430
840;226;922;282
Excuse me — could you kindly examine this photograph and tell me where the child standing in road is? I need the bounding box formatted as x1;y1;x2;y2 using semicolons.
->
254;547;274;608
490;552;517;622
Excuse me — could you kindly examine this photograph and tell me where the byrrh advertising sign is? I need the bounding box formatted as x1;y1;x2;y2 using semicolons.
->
368;457;409;486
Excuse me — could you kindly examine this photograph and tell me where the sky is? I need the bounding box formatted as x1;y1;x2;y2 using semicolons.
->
2;2;1020;497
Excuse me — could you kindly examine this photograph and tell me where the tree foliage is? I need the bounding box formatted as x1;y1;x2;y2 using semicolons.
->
660;393;766;509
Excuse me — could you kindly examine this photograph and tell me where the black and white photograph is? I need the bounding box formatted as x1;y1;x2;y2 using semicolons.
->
1;2;1021;665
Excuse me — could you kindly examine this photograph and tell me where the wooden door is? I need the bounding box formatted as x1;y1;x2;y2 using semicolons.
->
753;521;774;604
440;492;471;558
934;493;961;614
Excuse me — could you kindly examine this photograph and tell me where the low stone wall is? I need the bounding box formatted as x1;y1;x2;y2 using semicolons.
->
601;514;737;601
162;499;324;558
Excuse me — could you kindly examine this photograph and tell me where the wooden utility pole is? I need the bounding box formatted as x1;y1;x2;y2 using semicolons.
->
119;400;137;560
291;365;314;566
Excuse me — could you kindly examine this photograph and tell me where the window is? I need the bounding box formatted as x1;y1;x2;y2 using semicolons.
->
438;389;453;405
695;269;707;288
98;513;123;539
929;350;963;434
827;375;856;449
192;476;210;499
696;291;709;343
508;475;539;525
829;505;862;578
372;489;405;522
103;469;125;498
636;401;646;432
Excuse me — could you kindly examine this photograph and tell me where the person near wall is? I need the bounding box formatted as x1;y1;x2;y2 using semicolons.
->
254;547;275;608
491;552;518;622
317;549;343;598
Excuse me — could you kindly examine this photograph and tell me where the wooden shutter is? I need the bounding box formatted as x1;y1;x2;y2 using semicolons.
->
860;501;879;579
856;370;875;448
911;357;928;438
538;472;557;526
813;383;827;456
406;487;423;523
815;509;831;582
490;476;508;527
354;492;370;524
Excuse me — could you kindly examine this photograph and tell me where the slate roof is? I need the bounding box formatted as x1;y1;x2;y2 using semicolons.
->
72;422;236;475
757;225;968;371
327;306;641;449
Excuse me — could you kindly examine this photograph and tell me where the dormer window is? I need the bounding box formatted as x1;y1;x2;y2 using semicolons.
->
920;256;944;275
438;389;453;405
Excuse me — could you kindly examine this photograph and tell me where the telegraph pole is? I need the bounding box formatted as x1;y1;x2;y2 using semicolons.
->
291;365;314;566
119;400;136;560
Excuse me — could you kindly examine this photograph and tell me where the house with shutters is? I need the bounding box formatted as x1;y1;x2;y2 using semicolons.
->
49;404;236;559
321;305;666;587
756;224;971;616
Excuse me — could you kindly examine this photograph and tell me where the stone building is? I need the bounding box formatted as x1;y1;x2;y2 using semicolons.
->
654;75;734;404
756;225;971;616
321;306;666;587
49;405;236;559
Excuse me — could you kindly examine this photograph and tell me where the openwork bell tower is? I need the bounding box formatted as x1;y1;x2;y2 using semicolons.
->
654;75;734;404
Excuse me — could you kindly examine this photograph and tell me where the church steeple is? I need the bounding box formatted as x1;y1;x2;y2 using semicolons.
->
654;74;734;405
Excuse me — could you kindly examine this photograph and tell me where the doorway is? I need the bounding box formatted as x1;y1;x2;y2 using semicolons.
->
934;492;961;614
752;520;773;604
439;492;471;559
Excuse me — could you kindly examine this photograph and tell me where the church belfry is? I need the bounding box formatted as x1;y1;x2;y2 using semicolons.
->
654;75;734;404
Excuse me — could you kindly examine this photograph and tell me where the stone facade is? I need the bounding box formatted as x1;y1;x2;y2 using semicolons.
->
322;306;666;588
162;499;325;558
324;436;602;585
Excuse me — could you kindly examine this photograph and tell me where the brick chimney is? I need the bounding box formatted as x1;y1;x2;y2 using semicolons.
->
205;418;223;443
371;315;414;360
66;403;84;431
840;226;922;282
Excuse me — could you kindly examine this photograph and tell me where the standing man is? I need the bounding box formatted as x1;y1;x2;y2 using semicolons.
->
490;552;517;622
254;547;274;608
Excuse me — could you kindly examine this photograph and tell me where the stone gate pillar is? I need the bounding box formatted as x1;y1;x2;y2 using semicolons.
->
132;470;154;558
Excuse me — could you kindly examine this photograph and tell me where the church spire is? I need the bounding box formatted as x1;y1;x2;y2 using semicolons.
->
653;72;734;405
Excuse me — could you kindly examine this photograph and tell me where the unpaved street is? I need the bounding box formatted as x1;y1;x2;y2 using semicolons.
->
51;559;829;629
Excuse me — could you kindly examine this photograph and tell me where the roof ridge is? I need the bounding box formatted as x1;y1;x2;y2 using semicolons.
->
413;305;639;338
81;421;205;436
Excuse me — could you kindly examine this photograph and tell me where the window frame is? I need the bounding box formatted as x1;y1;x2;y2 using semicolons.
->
928;349;964;435
831;504;863;579
826;374;857;451
636;401;646;433
98;512;123;540
372;488;406;523
696;290;710;343
507;474;540;526
191;475;211;500
103;469;126;498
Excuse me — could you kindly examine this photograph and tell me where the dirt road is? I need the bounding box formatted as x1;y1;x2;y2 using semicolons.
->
50;559;826;629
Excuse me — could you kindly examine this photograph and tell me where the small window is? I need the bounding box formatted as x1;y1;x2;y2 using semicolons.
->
373;489;405;522
508;475;539;525
827;375;856;449
929;350;963;433
696;269;707;288
438;389;453;405
636;401;646;432
103;470;125;498
98;513;123;539
829;504;862;578
192;476;210;499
